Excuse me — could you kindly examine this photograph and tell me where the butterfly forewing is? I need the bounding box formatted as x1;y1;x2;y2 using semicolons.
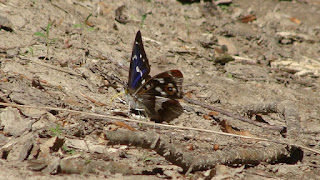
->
127;31;151;93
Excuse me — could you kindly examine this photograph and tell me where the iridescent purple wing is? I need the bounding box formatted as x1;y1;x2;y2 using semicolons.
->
127;31;151;94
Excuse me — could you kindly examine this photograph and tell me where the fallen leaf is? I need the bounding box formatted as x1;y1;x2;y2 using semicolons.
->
186;144;194;151
32;79;45;90
80;93;106;106
85;21;94;27
112;111;129;118
203;114;212;120
40;136;65;154
220;120;255;137
208;111;219;116
213;144;219;151
184;90;195;98
239;14;256;23
113;121;136;131
290;17;301;25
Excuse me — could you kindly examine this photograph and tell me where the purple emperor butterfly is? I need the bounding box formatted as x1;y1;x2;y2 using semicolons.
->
125;31;184;123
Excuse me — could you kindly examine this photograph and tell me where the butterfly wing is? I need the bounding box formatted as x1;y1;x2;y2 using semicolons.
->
127;31;151;94
135;70;183;99
135;70;184;122
125;31;184;123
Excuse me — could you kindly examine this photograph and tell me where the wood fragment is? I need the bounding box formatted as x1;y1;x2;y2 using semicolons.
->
105;129;292;173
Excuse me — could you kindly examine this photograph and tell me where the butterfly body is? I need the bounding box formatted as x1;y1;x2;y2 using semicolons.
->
125;31;184;123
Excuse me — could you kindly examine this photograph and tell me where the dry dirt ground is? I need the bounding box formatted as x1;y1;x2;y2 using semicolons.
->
1;0;320;179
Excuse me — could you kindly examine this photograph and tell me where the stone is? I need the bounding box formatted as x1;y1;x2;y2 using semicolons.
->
217;36;238;55
7;133;34;161
0;107;32;136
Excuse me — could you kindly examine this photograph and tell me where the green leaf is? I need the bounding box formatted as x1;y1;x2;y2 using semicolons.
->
50;38;58;43
141;14;147;21
143;157;152;162
86;27;95;31
85;160;92;164
34;32;46;37
49;124;62;136
73;24;83;28
46;23;52;37
85;13;92;23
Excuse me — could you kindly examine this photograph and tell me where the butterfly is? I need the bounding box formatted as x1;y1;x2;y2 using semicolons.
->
125;31;184;123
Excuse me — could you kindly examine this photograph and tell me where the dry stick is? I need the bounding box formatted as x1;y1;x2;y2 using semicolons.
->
28;58;82;77
0;102;319;155
105;130;290;173
183;97;284;131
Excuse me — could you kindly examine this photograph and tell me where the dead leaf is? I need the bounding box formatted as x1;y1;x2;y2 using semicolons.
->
220;120;255;137
80;93;106;106
113;121;136;131
208;111;219;116
40;136;65;154
239;14;256;23
85;20;94;27
186;144;194;151
32;79;45;90
203;114;212;120
290;17;301;25
112;111;130;118
184;90;194;98
213;144;219;151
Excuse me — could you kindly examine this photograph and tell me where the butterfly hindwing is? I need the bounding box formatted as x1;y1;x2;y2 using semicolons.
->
127;31;151;93
136;70;183;99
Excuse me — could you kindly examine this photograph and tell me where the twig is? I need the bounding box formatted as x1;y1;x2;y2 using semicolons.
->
28;58;82;77
79;93;106;106
142;36;162;45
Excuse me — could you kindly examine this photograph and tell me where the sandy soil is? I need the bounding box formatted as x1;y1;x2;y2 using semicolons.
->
0;0;320;179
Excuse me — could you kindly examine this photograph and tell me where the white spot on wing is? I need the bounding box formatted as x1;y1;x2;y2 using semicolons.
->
160;91;167;96
157;78;165;83
136;66;143;77
132;55;137;60
155;87;162;92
